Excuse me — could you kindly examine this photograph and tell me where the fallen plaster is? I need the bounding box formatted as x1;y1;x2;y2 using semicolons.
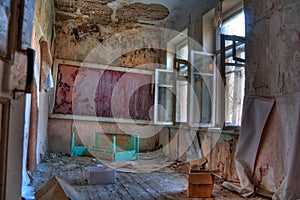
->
28;153;268;199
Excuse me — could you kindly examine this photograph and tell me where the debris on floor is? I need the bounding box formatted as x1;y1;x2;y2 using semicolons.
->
28;153;269;199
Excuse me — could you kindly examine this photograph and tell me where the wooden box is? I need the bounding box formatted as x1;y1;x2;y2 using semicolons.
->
188;170;214;198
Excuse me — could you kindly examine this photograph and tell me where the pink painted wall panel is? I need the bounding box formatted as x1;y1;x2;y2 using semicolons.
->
54;63;154;120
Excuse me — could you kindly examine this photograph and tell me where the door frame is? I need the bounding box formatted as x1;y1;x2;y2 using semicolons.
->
0;97;10;200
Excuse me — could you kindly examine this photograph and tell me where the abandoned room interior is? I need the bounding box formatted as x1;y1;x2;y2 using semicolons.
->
0;0;299;199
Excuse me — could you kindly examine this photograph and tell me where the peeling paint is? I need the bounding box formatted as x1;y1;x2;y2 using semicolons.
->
116;3;169;23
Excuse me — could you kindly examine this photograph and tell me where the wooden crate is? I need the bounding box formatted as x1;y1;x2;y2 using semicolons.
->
188;170;214;198
88;132;139;162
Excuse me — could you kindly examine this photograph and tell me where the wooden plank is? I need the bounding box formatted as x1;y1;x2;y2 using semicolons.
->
131;172;186;199
126;172;167;200
35;176;82;200
118;173;143;200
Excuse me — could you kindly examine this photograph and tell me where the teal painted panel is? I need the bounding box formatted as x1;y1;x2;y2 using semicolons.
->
72;146;87;156
115;151;137;162
71;132;87;156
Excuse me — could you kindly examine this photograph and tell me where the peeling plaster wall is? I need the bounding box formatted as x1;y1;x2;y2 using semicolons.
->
31;0;55;166
50;0;171;152
53;0;169;66
199;130;239;182
116;3;169;23
254;106;284;191
246;0;300;97
49;0;219;156
244;0;300;192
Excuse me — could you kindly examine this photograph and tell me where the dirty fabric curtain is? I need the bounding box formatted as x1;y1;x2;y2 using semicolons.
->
232;93;300;199
234;96;274;197
274;92;300;199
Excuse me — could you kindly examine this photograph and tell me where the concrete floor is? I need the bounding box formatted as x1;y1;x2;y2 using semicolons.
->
28;153;268;200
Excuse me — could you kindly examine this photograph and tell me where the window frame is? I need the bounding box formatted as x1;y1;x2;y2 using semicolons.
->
173;58;189;125
153;69;174;125
190;50;217;128
220;34;245;127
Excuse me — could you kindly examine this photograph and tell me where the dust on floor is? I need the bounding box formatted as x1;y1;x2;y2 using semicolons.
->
28;153;268;200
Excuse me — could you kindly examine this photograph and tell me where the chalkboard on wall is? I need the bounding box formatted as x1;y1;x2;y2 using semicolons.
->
51;59;154;122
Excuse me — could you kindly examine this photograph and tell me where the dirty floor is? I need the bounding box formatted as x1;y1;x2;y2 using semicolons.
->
28;153;268;200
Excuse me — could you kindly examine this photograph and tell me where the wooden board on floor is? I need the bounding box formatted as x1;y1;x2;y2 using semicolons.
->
35;176;83;200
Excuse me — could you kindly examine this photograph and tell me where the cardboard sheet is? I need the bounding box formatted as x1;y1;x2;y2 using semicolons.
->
106;130;203;173
234;96;275;197
107;149;173;173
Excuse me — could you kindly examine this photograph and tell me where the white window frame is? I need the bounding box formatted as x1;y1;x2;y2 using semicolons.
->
154;69;173;125
190;50;217;128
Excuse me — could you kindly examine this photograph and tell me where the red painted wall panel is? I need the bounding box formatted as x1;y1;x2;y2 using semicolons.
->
54;64;153;121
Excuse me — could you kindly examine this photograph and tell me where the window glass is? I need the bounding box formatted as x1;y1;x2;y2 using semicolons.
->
190;51;216;126
221;11;246;126
225;66;245;125
176;41;188;60
154;69;173;125
221;11;245;37
176;79;188;123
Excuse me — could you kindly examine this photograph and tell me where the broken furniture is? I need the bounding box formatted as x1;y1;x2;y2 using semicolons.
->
71;132;87;157
88;132;139;162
